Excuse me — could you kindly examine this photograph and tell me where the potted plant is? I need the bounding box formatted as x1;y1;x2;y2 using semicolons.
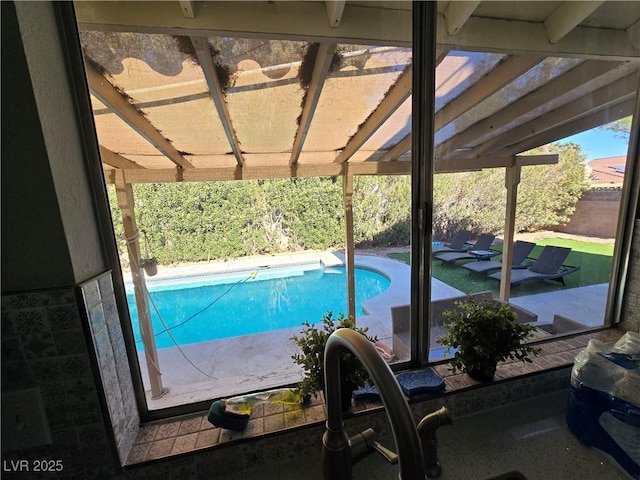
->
291;311;376;410
140;257;158;276
437;296;540;381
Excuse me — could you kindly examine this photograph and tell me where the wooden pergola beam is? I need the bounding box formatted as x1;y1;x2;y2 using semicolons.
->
435;154;558;173
628;19;640;50
99;146;145;169
85;62;194;170
342;166;356;318
469;72;639;157
190;36;245;167
103;160;415;184
444;0;481;36
113;172;165;399
437;12;639;60
544;1;604;44
334;64;413;163
325;1;345;28
290;43;337;166
178;1;195;19
437;60;625;160
75;1;640;59
435;55;542;130
375;134;412;162
499;97;637;156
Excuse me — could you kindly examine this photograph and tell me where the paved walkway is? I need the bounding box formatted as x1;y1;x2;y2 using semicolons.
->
133;250;608;409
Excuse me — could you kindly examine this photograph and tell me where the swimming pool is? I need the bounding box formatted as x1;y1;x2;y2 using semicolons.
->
127;263;390;350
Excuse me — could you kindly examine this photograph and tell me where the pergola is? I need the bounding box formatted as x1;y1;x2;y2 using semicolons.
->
73;1;640;397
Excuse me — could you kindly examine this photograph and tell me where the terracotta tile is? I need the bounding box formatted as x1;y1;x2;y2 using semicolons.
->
136;424;158;444
195;428;220;449
250;403;264;418
146;437;175;460
155;421;181;439
263;413;285;433
126;442;151;464
219;428;243;443
303;404;326;423
242;418;264;438
171;432;198;454
284;409;306;428
199;415;214;431
263;402;284;416
178;416;202;435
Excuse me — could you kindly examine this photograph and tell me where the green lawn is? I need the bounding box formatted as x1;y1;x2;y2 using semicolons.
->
388;238;613;297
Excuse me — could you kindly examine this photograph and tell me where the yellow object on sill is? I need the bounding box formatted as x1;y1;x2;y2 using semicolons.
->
224;388;303;416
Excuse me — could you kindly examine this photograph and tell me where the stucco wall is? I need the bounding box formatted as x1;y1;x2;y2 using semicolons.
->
554;188;622;239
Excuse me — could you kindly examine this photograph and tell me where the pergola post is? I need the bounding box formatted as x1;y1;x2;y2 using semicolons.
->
114;172;166;399
500;164;521;301
343;168;356;319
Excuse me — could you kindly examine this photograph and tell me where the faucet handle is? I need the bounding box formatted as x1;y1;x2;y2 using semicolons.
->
371;439;399;465
350;428;399;465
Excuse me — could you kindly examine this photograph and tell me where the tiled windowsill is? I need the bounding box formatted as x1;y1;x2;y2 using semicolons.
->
123;328;625;468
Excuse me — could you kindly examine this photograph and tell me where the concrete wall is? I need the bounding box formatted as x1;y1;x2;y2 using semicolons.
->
554;188;622;239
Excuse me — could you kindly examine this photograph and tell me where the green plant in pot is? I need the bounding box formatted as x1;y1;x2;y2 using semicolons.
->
437;296;541;381
291;311;376;410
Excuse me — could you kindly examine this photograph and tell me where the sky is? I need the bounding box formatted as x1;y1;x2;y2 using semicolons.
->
559;126;629;162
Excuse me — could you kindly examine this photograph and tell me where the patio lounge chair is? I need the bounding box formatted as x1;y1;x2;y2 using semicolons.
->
432;230;472;257
461;240;536;275
488;245;580;286
437;233;498;266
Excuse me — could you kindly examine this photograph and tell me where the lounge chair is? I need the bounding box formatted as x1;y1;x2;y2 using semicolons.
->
461;240;536;275
431;230;472;257
436;233;497;266
488;245;580;286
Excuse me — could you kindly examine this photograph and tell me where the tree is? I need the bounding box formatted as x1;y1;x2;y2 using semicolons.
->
601;116;632;140
432;142;591;237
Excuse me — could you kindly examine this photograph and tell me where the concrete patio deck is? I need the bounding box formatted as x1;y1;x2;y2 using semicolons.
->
130;251;609;409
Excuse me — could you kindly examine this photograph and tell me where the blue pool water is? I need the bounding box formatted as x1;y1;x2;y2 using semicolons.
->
127;264;390;350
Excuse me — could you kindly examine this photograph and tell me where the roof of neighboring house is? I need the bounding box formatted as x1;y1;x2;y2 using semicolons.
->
588;156;627;185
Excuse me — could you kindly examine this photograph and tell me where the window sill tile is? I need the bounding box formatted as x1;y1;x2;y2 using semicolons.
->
124;328;625;468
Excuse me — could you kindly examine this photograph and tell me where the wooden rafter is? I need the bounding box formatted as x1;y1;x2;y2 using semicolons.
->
85;62;194;169
290;43;337;166
437;60;625;160
469;72;639;157
435;55;542;131
364;48;451;163
376;135;412;162
325;1;345;28
334;64;413;163
444;1;481;36
436;154;557;174
99;146;144;169
190;36;245;167
544;1;605;44
103;160;412;184
75;1;640;59
498;97;637;156
437;12;639;60
628;19;640;50
178;1;195;19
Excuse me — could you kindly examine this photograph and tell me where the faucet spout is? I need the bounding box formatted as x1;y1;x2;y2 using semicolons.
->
322;328;426;480
417;406;452;478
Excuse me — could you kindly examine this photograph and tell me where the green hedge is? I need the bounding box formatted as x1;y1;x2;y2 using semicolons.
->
107;143;588;267
108;176;412;267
